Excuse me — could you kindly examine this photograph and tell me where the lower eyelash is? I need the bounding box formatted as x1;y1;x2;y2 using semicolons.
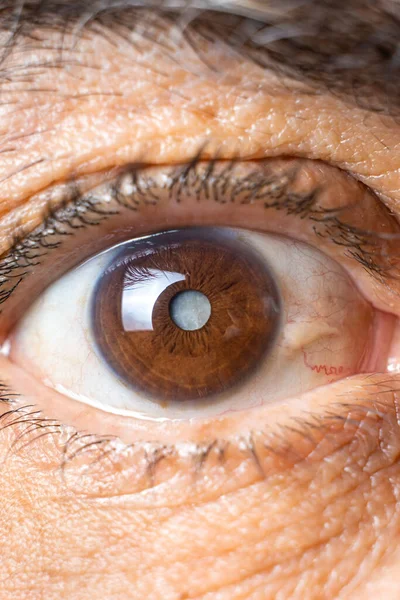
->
2;376;400;497
0;381;19;403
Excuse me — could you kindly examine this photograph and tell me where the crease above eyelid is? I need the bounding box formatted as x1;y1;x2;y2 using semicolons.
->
0;171;115;252
0;118;399;238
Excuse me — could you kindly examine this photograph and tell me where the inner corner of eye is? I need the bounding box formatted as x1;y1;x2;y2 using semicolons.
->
6;225;395;420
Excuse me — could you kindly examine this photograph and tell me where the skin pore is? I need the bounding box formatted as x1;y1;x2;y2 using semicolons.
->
3;1;400;598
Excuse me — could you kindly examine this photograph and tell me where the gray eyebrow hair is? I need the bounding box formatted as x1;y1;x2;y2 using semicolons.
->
1;0;400;115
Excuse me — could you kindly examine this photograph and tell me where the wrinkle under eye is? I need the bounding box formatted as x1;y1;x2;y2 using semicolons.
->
93;228;281;403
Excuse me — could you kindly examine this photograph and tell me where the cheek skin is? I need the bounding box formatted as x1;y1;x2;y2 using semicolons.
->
2;361;400;598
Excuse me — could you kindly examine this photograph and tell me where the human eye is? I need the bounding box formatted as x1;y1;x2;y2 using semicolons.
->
4;158;398;429
3;2;400;599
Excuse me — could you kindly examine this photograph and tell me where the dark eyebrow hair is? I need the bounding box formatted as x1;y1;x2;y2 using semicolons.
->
1;0;400;115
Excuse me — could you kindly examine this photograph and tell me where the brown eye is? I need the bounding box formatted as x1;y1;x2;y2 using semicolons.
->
92;229;281;403
12;226;379;419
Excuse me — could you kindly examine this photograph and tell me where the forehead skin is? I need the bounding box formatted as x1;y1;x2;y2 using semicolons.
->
2;5;400;600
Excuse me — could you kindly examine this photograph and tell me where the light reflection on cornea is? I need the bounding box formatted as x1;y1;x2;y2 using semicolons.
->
1;339;11;357
46;379;180;423
388;358;400;373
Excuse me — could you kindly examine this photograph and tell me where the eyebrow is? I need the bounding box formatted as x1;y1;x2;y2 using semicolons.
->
2;0;400;115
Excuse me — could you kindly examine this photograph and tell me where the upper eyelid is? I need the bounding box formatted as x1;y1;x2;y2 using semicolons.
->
0;8;399;219
0;156;396;312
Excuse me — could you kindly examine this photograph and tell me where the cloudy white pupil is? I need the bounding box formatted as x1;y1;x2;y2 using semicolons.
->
169;290;212;331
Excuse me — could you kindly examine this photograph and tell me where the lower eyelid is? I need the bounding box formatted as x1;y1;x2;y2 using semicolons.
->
2;362;400;506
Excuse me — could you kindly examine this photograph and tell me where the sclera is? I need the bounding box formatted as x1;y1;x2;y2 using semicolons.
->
9;228;380;420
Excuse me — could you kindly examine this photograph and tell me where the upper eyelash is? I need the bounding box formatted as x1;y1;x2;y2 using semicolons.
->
0;154;397;308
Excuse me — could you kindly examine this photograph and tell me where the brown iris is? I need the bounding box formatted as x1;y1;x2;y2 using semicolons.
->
92;229;280;403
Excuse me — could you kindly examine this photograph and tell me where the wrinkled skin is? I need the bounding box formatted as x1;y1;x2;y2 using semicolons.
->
2;8;400;600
